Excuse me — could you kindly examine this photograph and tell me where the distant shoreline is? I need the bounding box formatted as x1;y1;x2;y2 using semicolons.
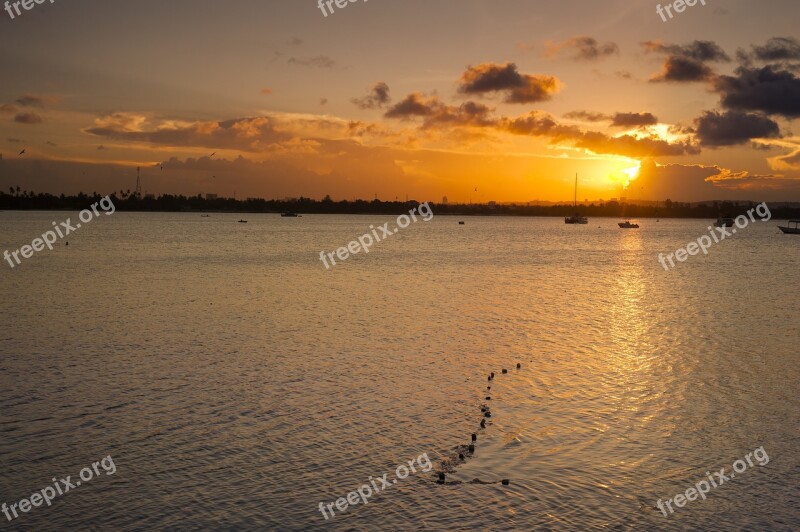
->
2;193;799;219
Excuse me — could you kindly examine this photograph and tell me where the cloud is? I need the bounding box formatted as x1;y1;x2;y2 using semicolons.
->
644;40;730;82
97;145;106;150
564;110;610;122
351;82;391;109
562;111;658;127
16;95;45;107
768;148;800;170
610;112;658;127
287;37;303;46
501;111;698;158
650;56;716;82
0;104;17;114
704;167;783;185
457;62;561;104
384;93;495;128
14;112;43;124
546;36;619;61
85;115;292;151
287;55;336;68
694;110;781;146
750;37;800;62
260;88;273;95
714;65;800;118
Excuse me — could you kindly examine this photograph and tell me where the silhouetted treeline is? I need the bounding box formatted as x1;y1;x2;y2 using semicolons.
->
1;191;799;219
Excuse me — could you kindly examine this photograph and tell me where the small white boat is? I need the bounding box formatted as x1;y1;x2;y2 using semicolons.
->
778;220;800;234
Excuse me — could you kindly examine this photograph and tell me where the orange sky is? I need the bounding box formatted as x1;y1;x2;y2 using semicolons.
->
1;0;799;202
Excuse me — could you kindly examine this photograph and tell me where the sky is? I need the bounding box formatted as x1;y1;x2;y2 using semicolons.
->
1;0;799;203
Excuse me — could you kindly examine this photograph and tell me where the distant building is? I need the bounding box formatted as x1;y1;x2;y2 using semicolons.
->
206;193;218;200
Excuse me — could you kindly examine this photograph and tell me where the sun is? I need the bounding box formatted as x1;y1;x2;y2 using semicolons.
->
621;162;641;188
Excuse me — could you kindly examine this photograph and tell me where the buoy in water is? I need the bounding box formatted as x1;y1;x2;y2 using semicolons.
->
468;444;475;453
480;419;486;428
437;472;446;484
502;369;508;374
485;396;491;400
501;479;510;486
516;363;521;369
459;453;465;460
472;433;477;442
484;412;491;418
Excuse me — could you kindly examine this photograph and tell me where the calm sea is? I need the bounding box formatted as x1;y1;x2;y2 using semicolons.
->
1;211;798;531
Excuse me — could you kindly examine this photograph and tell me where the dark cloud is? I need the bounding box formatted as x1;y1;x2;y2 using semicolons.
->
547;36;619;61
351;82;391;109
751;37;800;62
563;111;658;127
611;112;658;127
643;40;730;62
458;62;561;104
644;40;729;82
84;115;291;151
650;56;715;82
287;55;336;68
384;93;438;119
384;93;494;128
501;112;698;158
14;113;43;124
564;110;610;122
694;110;781;146
16;95;45;107
714;65;800;118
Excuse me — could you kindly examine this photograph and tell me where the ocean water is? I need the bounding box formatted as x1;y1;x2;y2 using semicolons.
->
0;211;798;531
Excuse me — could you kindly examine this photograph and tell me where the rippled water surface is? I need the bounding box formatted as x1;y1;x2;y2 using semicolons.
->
1;212;798;531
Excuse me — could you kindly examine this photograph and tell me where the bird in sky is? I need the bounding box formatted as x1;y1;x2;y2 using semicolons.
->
209;152;216;158
19;148;25;156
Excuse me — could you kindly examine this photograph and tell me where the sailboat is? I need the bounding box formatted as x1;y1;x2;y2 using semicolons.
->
565;173;588;224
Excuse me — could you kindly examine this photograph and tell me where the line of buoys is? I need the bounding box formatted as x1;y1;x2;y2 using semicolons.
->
436;362;524;486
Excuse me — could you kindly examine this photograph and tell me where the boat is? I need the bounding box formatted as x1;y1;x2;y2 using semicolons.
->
458;221;465;225
238;219;248;223
714;217;735;227
778;220;800;234
281;212;300;217
565;173;588;224
201;214;210;217
618;220;639;229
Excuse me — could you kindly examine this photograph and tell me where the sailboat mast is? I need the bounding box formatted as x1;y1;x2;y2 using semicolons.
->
574;173;578;209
